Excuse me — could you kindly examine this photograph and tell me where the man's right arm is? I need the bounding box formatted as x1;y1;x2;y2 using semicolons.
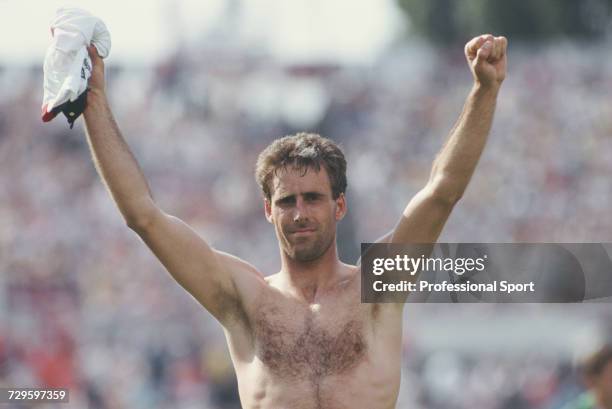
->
82;46;260;328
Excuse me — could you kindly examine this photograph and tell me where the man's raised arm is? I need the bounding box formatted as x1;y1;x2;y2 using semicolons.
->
389;34;507;244
82;46;261;328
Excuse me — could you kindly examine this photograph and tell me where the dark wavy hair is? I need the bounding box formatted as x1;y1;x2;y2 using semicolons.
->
255;132;347;201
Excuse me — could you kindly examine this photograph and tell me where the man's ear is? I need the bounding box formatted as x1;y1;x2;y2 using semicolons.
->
264;198;273;223
335;193;347;221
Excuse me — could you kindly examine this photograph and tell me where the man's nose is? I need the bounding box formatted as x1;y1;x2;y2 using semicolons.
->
293;198;309;222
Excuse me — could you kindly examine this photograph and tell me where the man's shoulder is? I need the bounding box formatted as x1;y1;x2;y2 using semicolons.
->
339;262;361;281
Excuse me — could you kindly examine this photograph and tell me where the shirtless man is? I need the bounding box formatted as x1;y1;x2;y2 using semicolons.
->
82;34;507;408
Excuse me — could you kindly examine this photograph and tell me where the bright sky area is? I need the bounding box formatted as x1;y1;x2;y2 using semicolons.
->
0;0;404;65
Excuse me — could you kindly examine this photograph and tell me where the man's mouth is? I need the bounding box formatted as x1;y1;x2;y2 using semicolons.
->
291;228;316;235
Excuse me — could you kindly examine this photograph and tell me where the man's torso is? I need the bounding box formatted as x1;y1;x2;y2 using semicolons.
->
225;266;404;409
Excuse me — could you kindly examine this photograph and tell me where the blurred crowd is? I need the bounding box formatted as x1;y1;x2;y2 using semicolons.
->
1;38;612;408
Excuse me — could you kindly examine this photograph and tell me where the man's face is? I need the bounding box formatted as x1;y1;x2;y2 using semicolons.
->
265;166;346;262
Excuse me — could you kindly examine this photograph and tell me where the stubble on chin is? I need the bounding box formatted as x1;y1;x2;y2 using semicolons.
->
291;232;334;262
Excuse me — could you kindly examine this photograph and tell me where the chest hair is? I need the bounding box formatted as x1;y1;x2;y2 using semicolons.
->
253;304;367;380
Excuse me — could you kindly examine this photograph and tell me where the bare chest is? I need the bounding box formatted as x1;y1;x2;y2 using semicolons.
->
252;297;370;380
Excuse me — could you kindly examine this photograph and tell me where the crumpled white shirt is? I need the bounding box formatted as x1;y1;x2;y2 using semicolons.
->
41;7;111;124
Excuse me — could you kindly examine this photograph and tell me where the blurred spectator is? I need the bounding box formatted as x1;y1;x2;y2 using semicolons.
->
562;344;612;409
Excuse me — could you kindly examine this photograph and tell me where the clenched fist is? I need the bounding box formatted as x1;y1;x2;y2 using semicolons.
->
465;34;507;89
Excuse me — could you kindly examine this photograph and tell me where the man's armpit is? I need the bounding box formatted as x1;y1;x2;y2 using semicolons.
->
212;282;253;333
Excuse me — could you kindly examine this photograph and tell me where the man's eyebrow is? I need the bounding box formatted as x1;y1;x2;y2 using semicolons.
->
274;192;326;203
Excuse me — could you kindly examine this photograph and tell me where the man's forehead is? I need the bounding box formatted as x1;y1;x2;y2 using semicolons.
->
271;166;331;197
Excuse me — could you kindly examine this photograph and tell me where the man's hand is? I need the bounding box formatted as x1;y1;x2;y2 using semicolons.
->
465;34;507;89
87;45;106;95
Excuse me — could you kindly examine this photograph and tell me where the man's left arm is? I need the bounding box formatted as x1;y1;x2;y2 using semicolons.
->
389;34;508;244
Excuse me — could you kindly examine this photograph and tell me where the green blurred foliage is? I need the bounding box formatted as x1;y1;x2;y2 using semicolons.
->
397;0;612;44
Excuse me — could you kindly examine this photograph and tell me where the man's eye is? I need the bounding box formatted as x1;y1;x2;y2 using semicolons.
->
305;194;321;201
277;197;294;206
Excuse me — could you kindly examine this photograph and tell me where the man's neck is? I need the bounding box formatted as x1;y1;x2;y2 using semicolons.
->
278;243;345;303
